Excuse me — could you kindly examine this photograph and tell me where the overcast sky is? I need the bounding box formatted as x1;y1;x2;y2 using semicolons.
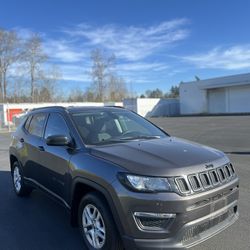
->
1;0;250;94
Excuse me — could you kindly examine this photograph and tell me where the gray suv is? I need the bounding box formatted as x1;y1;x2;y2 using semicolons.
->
9;106;239;250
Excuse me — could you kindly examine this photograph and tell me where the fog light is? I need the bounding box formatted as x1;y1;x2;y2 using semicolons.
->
133;212;176;232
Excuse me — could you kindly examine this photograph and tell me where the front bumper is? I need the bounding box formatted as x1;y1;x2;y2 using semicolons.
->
130;201;238;249
111;177;239;250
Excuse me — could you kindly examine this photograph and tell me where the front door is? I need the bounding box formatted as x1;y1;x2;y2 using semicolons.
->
38;112;72;203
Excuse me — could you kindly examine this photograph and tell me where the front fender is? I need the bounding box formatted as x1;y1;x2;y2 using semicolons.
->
70;176;126;237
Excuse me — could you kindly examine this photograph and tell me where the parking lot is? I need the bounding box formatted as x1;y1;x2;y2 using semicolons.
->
0;116;250;250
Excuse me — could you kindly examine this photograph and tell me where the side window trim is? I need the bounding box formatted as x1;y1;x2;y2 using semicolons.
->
43;113;50;139
42;113;49;139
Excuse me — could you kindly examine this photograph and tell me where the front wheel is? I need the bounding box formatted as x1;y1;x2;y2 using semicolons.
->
78;192;123;250
12;161;32;197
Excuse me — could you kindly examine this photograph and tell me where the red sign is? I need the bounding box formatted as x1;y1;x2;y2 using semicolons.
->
6;109;23;122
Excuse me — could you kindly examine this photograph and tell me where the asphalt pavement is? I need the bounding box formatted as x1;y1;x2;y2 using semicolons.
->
0;116;250;250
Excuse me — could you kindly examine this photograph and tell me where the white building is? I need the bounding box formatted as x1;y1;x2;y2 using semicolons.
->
180;73;250;115
123;98;179;117
123;98;161;117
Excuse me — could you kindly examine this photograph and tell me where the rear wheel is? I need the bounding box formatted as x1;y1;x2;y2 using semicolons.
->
12;161;32;197
78;192;123;250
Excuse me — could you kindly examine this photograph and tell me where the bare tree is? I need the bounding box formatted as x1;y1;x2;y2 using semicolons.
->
89;48;128;102
68;87;86;102
24;33;47;102
0;29;21;102
38;65;62;102
0;28;65;104
90;48;115;101
108;74;128;101
7;73;28;103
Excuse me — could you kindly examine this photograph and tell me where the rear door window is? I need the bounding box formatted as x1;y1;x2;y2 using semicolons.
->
28;113;47;137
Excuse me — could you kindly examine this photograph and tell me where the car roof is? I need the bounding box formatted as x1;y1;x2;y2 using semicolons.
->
30;105;126;114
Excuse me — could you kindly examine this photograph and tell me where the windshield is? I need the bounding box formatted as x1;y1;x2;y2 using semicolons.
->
71;110;168;145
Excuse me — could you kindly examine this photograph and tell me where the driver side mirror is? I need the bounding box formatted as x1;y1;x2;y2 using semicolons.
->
46;135;72;146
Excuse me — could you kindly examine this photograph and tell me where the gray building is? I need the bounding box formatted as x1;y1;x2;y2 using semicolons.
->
180;73;250;114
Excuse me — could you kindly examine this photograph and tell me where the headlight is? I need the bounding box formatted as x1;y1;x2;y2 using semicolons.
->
118;173;172;192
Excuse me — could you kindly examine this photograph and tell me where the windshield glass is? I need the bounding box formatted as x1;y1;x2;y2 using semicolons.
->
71;110;168;145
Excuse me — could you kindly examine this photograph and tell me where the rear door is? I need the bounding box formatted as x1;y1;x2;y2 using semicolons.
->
22;113;48;181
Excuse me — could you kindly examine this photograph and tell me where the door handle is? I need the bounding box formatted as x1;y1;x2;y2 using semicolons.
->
37;146;45;151
20;138;24;143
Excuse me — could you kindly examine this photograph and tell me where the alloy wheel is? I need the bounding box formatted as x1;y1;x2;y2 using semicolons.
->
13;166;22;193
82;204;106;249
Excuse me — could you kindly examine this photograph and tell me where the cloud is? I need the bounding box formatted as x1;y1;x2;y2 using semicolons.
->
43;39;87;63
12;19;190;90
117;62;169;72
12;28;87;63
57;64;90;82
13;27;35;39
182;45;250;70
65;19;190;61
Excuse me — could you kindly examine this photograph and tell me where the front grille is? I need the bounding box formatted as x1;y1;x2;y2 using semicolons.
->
229;163;235;174
209;170;220;185
175;163;236;195
188;175;202;191
224;165;231;178
199;172;212;188
175;177;190;194
217;167;226;182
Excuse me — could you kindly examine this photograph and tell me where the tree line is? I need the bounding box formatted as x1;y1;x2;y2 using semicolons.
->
140;86;179;98
0;28;129;103
0;27;179;104
0;28;62;103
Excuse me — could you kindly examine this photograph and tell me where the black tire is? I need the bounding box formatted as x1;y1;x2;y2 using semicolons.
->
78;192;123;250
11;161;32;197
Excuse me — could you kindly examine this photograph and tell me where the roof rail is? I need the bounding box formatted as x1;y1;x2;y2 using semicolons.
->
30;106;66;112
104;105;125;109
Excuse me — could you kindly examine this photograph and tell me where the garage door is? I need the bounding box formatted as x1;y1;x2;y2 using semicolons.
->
228;85;250;112
208;88;226;113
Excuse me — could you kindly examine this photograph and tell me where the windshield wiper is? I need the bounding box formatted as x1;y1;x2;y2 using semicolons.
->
94;135;161;145
120;135;161;141
95;138;127;145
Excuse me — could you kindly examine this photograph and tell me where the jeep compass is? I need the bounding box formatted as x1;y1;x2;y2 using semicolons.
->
9;106;239;250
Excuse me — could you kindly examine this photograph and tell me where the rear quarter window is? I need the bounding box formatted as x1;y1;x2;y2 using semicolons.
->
24;115;32;131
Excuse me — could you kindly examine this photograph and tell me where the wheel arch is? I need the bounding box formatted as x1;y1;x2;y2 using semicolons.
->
70;177;125;238
9;154;18;172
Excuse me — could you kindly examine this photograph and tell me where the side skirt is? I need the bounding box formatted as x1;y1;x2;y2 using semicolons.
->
24;177;71;210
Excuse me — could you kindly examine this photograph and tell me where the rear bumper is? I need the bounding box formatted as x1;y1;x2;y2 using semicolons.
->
123;201;239;250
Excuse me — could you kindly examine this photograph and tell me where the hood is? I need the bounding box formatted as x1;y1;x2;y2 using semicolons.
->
90;137;226;176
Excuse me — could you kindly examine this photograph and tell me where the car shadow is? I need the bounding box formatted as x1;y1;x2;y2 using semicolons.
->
0;171;84;250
